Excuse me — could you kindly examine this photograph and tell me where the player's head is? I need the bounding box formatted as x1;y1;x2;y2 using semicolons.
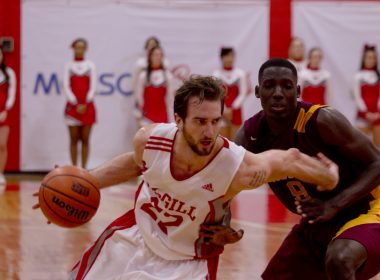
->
288;37;305;61
174;75;225;156
256;58;300;119
220;47;235;68
71;38;88;59
144;36;161;52
308;47;323;68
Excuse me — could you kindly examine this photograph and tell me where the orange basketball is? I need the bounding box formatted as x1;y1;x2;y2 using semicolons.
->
38;165;101;228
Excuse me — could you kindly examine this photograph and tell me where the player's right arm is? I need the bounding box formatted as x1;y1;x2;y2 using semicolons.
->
224;148;339;201
89;124;158;189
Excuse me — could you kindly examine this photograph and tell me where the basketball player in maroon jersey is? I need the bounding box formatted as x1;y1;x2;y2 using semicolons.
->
353;44;380;148
203;58;380;279
0;47;16;185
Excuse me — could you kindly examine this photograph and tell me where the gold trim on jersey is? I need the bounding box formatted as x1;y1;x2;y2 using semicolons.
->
334;186;380;239
293;104;326;133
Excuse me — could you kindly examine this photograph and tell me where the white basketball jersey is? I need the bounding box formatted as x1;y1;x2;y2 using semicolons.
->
134;123;245;260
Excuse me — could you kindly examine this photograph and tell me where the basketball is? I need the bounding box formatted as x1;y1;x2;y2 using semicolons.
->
38;165;101;228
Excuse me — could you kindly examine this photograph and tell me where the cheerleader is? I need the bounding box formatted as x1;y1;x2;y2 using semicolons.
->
131;37;170;123
353;44;380;148
288;37;307;73
135;46;174;126
0;47;16;185
299;47;331;105
213;47;248;140
63;38;96;169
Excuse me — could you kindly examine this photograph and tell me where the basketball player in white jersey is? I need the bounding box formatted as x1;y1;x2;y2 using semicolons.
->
67;76;338;280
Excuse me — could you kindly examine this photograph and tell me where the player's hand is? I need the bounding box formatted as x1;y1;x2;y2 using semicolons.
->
32;192;51;224
295;198;338;224
32;164;59;224
315;152;339;191
76;104;87;115
0;111;7;122
199;224;244;246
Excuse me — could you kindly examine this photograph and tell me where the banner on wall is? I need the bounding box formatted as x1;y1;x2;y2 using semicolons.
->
293;2;380;123
21;1;269;171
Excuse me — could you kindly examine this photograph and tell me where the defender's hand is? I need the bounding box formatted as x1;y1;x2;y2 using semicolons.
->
200;224;244;246
295;198;338;224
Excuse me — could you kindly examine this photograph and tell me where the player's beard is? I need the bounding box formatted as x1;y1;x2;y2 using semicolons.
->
182;126;216;156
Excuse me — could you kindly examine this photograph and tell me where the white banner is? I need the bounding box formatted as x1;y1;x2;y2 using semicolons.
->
21;1;269;171
293;1;380;123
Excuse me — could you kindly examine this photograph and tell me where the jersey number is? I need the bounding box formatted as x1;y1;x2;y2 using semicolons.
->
286;180;310;201
140;197;183;234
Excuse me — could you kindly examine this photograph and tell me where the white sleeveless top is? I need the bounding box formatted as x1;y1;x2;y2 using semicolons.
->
134;123;245;260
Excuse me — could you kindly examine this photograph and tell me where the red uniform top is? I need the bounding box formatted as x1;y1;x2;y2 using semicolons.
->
0;67;16;126
135;68;174;124
353;69;380;125
63;59;97;126
212;67;248;125
299;66;331;105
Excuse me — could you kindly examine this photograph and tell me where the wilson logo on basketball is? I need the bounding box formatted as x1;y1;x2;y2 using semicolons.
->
71;182;90;197
202;183;214;192
52;196;89;220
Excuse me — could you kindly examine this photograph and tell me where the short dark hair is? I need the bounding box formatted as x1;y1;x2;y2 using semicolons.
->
174;75;226;119
220;47;234;58
258;58;298;83
71;38;88;49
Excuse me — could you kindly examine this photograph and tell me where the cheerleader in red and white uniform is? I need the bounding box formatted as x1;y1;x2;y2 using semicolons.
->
353;44;380;148
135;46;174;127
288;37;307;73
0;48;16;185
213;47;248;140
63;38;96;169
132;37;170;122
299;47;331;105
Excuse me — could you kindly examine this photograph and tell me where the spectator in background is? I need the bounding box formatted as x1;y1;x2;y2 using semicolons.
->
353;44;380;148
299;47;332;105
135;46;174;126
288;37;307;73
213;47;248;140
0;47;16;185
63;38;97;169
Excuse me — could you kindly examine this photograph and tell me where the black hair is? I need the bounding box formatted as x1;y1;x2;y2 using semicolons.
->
220;47;234;58
144;36;161;50
360;44;380;81
0;48;9;82
174;75;226;119
146;46;165;84
258;58;298;83
71;38;88;49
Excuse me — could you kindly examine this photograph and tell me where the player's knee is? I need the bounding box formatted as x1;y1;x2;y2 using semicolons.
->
325;239;366;280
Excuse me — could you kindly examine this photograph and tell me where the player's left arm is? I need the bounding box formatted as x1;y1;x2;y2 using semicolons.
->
318;107;380;201
297;107;380;223
225;148;338;201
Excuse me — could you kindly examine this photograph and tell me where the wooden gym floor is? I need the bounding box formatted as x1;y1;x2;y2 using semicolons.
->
0;174;379;280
